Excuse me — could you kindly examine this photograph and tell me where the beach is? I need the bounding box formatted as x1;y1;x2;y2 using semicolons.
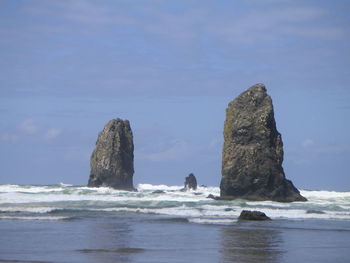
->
1;184;349;263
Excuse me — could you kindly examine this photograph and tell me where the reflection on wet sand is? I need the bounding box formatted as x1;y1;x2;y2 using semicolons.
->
80;218;138;263
220;224;285;263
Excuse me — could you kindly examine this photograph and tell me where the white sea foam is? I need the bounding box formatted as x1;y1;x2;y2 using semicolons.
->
301;190;350;199
59;182;73;187
0;184;67;193
0;206;57;213
188;218;236;225
0;215;70;221
137;184;184;191
0;184;349;223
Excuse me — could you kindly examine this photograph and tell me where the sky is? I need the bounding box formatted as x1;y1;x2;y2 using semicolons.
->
0;0;349;191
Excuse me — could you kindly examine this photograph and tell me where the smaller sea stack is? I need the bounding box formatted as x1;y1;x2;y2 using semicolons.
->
88;119;135;190
184;173;197;190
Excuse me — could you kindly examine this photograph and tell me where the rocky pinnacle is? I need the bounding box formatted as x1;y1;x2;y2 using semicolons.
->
88;119;135;190
220;84;306;202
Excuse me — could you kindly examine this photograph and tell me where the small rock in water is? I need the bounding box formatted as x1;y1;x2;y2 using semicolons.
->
184;173;197;190
224;208;234;212
238;210;271;221
207;194;220;200
152;190;165;194
306;209;325;214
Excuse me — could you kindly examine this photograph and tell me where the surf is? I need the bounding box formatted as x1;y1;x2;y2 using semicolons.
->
0;183;349;223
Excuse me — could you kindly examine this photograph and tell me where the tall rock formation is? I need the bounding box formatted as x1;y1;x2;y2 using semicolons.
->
220;84;306;202
88;119;135;190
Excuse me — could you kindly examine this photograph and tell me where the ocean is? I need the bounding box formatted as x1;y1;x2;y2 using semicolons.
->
0;183;349;263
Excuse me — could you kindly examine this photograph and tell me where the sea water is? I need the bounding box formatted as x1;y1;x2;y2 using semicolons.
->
0;184;349;262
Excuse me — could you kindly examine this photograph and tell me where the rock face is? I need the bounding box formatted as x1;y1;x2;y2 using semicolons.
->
88;119;135;190
238;210;271;221
184;173;197;190
220;84;306;202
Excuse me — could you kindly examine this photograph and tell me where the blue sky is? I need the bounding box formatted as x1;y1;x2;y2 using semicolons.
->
0;0;349;190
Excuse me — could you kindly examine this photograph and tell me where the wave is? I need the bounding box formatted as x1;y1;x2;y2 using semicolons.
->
0;206;57;213
0;183;349;223
188;218;236;225
301;190;350;201
0;215;72;221
1;183;348;197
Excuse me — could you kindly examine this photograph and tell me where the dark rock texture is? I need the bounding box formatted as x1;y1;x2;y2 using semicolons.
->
207;194;220;200
184;173;197;190
152;190;165;194
238;210;271;221
220;84;306;202
88;119;135;190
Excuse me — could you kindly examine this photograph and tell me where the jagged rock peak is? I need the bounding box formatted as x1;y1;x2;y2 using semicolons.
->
88;118;135;191
220;84;306;202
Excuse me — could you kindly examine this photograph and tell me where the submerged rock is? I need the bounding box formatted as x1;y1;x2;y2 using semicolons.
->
306;209;325;214
220;84;306;202
152;190;165;194
184;173;197;190
88;119;135;190
207;194;221;200
238;210;271;221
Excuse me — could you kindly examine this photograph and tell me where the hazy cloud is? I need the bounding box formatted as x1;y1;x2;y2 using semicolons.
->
301;139;349;154
22;0;136;30
145;139;192;162
208;138;222;150
45;128;62;140
313;145;350;154
302;139;314;148
211;6;344;44
19;119;38;134
0;133;18;143
21;1;344;47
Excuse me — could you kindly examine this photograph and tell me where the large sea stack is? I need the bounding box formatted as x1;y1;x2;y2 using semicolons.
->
220;84;306;202
88;119;135;190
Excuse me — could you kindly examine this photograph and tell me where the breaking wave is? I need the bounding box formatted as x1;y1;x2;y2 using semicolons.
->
0;184;349;224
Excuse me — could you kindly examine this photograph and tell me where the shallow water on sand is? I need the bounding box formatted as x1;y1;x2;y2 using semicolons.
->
0;184;349;262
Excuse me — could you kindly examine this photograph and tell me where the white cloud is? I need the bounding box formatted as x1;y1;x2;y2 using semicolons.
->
23;0;134;28
20;119;38;134
0;133;18;143
209;138;222;150
145;139;191;162
301;139;349;154
20;1;346;50
211;6;344;44
45;128;62;140
314;145;349;154
302;139;314;148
